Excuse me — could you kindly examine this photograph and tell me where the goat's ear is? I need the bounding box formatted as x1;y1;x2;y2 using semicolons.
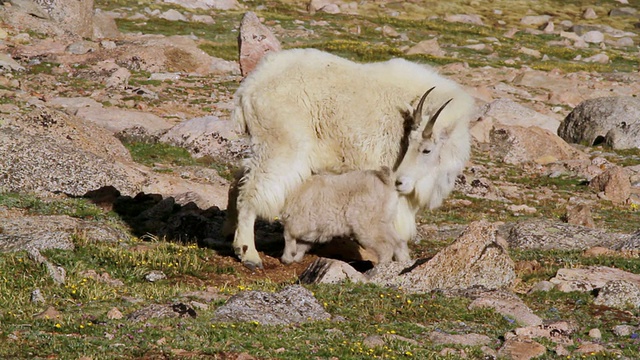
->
422;98;453;139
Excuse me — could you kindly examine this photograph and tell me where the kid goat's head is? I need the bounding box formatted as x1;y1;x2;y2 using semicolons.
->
395;87;453;196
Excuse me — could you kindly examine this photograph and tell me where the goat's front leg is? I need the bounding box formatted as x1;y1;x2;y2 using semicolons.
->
281;231;298;264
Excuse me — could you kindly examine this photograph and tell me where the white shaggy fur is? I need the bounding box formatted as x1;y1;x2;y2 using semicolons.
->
224;48;475;268
280;167;410;265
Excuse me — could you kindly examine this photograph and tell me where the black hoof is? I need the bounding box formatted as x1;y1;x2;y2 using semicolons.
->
242;261;263;271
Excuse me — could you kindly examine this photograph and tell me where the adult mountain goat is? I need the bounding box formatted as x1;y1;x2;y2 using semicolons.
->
224;48;475;269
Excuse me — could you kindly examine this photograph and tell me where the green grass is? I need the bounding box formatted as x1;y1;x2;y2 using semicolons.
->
0;192;111;220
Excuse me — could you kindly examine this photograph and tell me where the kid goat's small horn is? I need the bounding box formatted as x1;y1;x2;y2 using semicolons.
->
422;98;453;139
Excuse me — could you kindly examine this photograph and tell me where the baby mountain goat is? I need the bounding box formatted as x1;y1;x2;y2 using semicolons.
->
280;93;453;265
225;48;474;269
280;167;407;265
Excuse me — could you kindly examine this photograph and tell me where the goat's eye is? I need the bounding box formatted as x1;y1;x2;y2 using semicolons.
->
422;149;431;154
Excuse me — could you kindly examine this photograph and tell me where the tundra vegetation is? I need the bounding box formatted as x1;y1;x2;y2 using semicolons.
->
0;0;639;359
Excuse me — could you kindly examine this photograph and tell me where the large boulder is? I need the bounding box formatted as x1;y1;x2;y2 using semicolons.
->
489;124;588;165
114;35;239;75
237;12;281;77
212;285;332;325
159;115;248;162
558;96;640;149
471;98;561;143
367;221;516;293
506;219;631;251
34;0;94;37
0;107;146;196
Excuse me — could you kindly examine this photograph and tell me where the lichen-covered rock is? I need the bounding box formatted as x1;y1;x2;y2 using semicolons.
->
594;280;640;309
550;266;640;292
0;214;128;253
0;125;145;197
558;96;640;149
368;221;515;293
212;285;331;325
506;219;629;251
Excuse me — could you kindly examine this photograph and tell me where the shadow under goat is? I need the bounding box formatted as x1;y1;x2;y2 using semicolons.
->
279;166;409;265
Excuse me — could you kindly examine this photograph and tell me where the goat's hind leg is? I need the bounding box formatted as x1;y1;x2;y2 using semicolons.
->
233;151;311;269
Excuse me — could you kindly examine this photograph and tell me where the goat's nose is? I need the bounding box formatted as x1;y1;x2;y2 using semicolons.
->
395;179;403;187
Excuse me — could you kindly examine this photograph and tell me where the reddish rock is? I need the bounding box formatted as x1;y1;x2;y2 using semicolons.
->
589;166;631;204
498;338;546;360
565;203;595;228
238;12;281;77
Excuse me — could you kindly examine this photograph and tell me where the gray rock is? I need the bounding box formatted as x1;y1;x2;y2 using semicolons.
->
605;122;640;149
428;331;492;346
469;290;543;326
0;53;25;72
594;280;640;309
75;106;172;135
66;40;100;55
163;0;241;10
128;303;197;322
558;96;640;149
145;270;167;282
609;7;637;17
405;38;445;57
238;12;281;77
583;8;598;19
363;335;385;348
528;281;556;293
48;97;103;112
506;219;629;251
212;285;331;325
582;53;609;64
616;231;640;251
550;266;640;292
0;214;126;253
0;125;145;197
613;325;636;337
520;15;552;26
159;9;187;21
368;221;515;293
31;289;45;303
298;258;368;284
191;14;215;24
582;30;605;44
105;67;131;89
160;116;247;161
444;14;484;26
510;321;575;345
27;247;66;284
